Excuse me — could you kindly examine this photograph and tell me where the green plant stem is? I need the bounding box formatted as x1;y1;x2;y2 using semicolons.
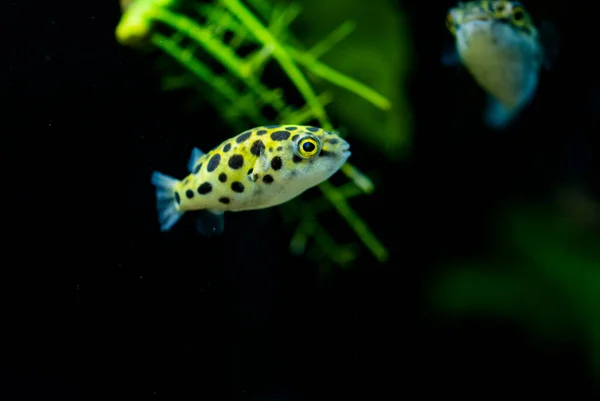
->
220;0;331;129
308;20;356;59
152;7;287;112
279;91;334;123
269;2;303;38
151;33;239;102
287;47;391;110
318;180;389;262
340;164;374;194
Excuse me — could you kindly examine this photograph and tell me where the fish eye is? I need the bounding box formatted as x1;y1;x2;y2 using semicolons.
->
295;135;321;159
511;6;526;25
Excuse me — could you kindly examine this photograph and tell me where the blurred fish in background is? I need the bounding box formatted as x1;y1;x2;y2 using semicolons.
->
443;0;558;129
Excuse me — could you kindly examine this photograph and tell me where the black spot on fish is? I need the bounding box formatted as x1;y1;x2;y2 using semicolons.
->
185;189;194;199
183;178;189;185
306;126;319;132
319;150;332;157
218;173;227;183
256;130;268;136
327;139;339;145
263;175;274;184
285;126;298;130
264;125;279;129
219;197;230;204
193;163;202;174
277;146;282;151
207;154;221;172
223;143;231;152
197;182;212;195
236;131;252;143
270;130;291;141
292;155;303;163
247;168;253;175
228;154;244;169
253;173;259;182
250;140;265;156
271;156;282;170
174;192;181;204
231;182;244;193
291;134;299;141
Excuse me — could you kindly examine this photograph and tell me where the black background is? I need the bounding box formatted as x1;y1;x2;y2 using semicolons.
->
2;0;599;399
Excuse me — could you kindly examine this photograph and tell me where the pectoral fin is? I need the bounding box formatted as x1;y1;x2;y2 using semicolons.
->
195;209;224;236
247;146;270;183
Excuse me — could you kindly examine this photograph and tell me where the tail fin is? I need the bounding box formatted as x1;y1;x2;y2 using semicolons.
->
151;171;185;232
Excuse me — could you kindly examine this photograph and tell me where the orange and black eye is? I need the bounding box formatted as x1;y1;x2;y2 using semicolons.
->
511;6;526;26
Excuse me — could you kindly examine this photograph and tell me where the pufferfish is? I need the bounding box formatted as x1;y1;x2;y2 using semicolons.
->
444;1;558;129
151;125;351;234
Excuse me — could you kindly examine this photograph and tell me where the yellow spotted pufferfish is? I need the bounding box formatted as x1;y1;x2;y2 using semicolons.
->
444;1;558;129
151;125;351;234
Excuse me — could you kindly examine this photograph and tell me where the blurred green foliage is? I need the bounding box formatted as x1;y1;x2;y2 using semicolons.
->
430;196;600;378
288;0;412;160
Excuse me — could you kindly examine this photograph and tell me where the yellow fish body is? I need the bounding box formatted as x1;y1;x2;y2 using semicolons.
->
151;125;351;234
444;1;557;129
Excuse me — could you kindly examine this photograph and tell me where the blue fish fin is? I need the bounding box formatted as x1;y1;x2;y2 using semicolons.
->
539;21;559;70
483;97;516;130
187;147;205;173
151;171;185;231
195;209;225;236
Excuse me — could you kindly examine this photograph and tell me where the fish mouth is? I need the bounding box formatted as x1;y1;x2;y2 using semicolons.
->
340;143;351;157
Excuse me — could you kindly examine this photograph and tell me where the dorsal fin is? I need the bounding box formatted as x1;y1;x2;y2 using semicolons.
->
187;147;205;173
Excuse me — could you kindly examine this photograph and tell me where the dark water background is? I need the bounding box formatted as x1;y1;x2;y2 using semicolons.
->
2;0;599;399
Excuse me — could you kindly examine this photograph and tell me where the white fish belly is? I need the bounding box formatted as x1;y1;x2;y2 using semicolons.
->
457;23;539;109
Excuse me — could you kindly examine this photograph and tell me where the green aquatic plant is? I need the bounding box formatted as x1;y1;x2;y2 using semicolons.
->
429;198;600;379
116;0;411;267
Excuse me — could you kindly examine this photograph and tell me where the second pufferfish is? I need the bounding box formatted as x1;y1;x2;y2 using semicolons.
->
443;1;559;129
